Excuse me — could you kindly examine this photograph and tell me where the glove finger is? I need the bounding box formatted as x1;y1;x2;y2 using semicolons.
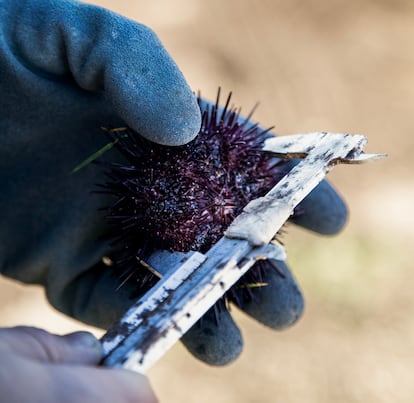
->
292;180;348;235
6;0;201;145
231;260;304;330
181;306;243;366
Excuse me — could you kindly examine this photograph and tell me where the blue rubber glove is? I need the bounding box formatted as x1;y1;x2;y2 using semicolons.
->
0;0;347;366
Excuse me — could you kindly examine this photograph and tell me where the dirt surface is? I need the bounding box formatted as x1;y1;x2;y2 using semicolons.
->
1;1;412;402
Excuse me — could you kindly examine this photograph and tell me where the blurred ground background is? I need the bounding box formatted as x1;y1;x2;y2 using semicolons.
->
1;0;413;402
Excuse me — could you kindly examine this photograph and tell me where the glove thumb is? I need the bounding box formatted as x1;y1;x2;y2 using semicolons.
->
4;0;201;145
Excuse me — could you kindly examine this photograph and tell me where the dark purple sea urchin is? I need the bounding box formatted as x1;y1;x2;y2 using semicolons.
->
102;91;296;298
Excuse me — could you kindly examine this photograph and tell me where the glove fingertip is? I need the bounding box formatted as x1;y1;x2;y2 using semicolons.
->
292;180;348;235
112;81;201;147
234;261;305;330
150;90;202;146
181;307;243;366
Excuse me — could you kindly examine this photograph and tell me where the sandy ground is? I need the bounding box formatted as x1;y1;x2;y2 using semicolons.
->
1;1;413;402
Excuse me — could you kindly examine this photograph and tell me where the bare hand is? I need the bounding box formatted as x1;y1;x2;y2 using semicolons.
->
0;326;157;403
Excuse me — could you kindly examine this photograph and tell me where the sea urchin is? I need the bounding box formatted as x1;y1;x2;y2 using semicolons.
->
101;90;296;300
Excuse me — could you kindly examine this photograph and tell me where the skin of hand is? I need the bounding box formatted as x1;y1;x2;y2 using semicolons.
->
0;326;157;403
0;0;347;366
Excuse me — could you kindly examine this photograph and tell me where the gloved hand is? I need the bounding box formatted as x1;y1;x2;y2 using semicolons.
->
0;0;347;367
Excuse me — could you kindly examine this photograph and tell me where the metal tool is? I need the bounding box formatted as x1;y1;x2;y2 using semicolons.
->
100;132;385;373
